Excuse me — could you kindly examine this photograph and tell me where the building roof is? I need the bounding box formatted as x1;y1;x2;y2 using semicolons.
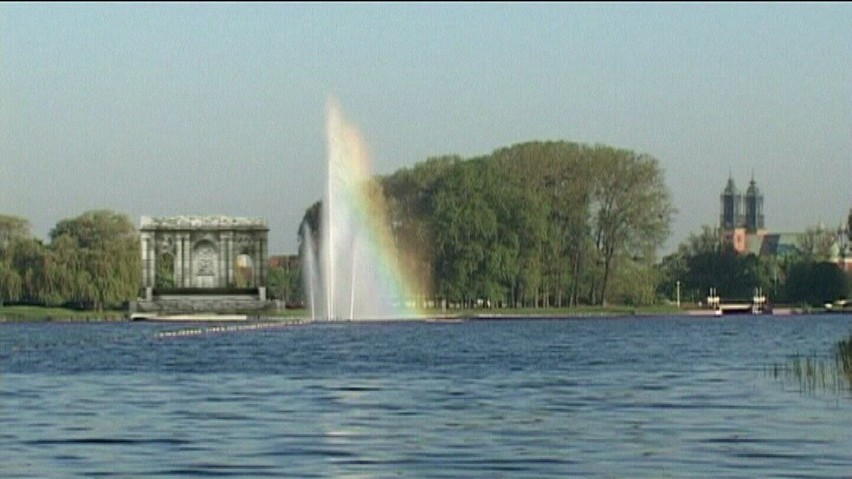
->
759;233;802;257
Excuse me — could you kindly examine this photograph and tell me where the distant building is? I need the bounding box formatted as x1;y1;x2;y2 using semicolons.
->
719;174;767;254
718;177;851;272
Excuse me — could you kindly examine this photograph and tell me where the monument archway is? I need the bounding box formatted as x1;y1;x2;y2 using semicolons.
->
135;216;272;316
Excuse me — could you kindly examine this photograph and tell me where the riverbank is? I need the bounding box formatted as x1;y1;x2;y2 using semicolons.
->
2;304;847;323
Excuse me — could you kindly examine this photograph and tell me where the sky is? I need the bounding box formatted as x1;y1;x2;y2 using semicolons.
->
1;3;850;256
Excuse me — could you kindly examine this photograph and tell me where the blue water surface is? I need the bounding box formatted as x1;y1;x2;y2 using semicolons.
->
2;314;851;478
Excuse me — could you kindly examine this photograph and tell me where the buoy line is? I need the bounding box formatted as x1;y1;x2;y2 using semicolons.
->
155;319;307;339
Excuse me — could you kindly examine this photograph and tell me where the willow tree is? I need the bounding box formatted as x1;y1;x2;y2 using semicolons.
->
0;259;22;306
0;215;30;305
49;210;140;310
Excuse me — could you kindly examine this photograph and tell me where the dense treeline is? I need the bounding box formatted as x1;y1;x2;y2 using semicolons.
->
0;211;140;310
302;141;676;307
4;143;845;312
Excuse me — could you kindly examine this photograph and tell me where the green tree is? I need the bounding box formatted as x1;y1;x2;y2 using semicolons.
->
0;215;31;305
0;259;22;306
381;156;463;301
786;261;847;306
797;224;837;261
155;253;175;288
659;225;772;304
267;262;305;306
589;148;674;305
0;214;31;250
49;210;140;310
306;140;675;309
5;237;48;305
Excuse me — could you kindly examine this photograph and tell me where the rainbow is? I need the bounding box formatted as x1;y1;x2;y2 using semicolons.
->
306;99;424;320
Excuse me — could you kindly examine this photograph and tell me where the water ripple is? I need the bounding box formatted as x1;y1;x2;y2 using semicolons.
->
2;316;852;478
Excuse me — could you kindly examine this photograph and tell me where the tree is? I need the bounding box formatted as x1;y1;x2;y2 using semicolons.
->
381;156;463;301
49;210;140;310
659;225;772;304
309;140;676;309
786;261;847;306
589;148;675;305
267;262;305;306
0;260;22;306
0;215;30;306
0;214;31;250
797;224;837;261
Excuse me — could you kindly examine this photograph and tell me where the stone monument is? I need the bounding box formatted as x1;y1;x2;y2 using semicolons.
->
131;216;274;317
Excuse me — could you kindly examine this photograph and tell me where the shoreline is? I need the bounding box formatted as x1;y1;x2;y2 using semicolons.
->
1;305;847;323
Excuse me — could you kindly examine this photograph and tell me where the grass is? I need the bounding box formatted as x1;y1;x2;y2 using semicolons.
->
0;305;127;322
411;303;685;319
265;303;685;320
0;301;766;322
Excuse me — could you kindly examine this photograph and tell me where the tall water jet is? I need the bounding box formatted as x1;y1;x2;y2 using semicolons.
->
301;100;419;321
300;223;319;320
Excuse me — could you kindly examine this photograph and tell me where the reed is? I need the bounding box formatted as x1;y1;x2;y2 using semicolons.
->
771;332;852;396
835;332;852;387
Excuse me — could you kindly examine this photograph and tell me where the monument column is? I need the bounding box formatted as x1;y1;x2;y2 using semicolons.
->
183;233;190;287
251;235;263;287
148;235;157;288
260;236;268;287
187;234;194;288
259;235;268;301
218;233;227;288
174;233;184;288
141;233;151;288
226;233;235;288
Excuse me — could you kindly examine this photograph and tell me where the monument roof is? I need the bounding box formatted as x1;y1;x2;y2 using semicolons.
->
140;215;268;231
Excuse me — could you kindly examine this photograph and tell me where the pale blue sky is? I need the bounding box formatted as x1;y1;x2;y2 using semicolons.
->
2;3;850;255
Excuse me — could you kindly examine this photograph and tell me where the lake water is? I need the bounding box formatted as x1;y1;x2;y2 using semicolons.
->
2;314;851;478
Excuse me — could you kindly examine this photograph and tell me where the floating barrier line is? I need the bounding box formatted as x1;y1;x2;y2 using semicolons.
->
154;320;307;339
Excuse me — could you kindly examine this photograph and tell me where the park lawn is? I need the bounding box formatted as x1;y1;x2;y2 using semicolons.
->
427;304;684;318
1;303;686;322
0;305;127;322
269;303;685;320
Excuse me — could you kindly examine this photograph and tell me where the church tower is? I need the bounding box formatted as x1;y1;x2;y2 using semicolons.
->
719;175;743;230
720;173;767;254
744;174;764;232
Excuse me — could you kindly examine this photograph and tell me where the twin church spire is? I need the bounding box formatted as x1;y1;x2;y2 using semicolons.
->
720;173;764;232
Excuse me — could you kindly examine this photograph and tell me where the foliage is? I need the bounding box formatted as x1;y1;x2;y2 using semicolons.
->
797;224;837;261
267;264;304;306
588;149;674;305
155;253;175;288
657;225;774;303
48;210;140;310
0;215;30;306
0;214;31;249
659;222;849;306
304;141;675;308
785;260;847;306
0;210;140;311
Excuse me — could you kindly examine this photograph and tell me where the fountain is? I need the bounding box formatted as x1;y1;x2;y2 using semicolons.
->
301;100;417;321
